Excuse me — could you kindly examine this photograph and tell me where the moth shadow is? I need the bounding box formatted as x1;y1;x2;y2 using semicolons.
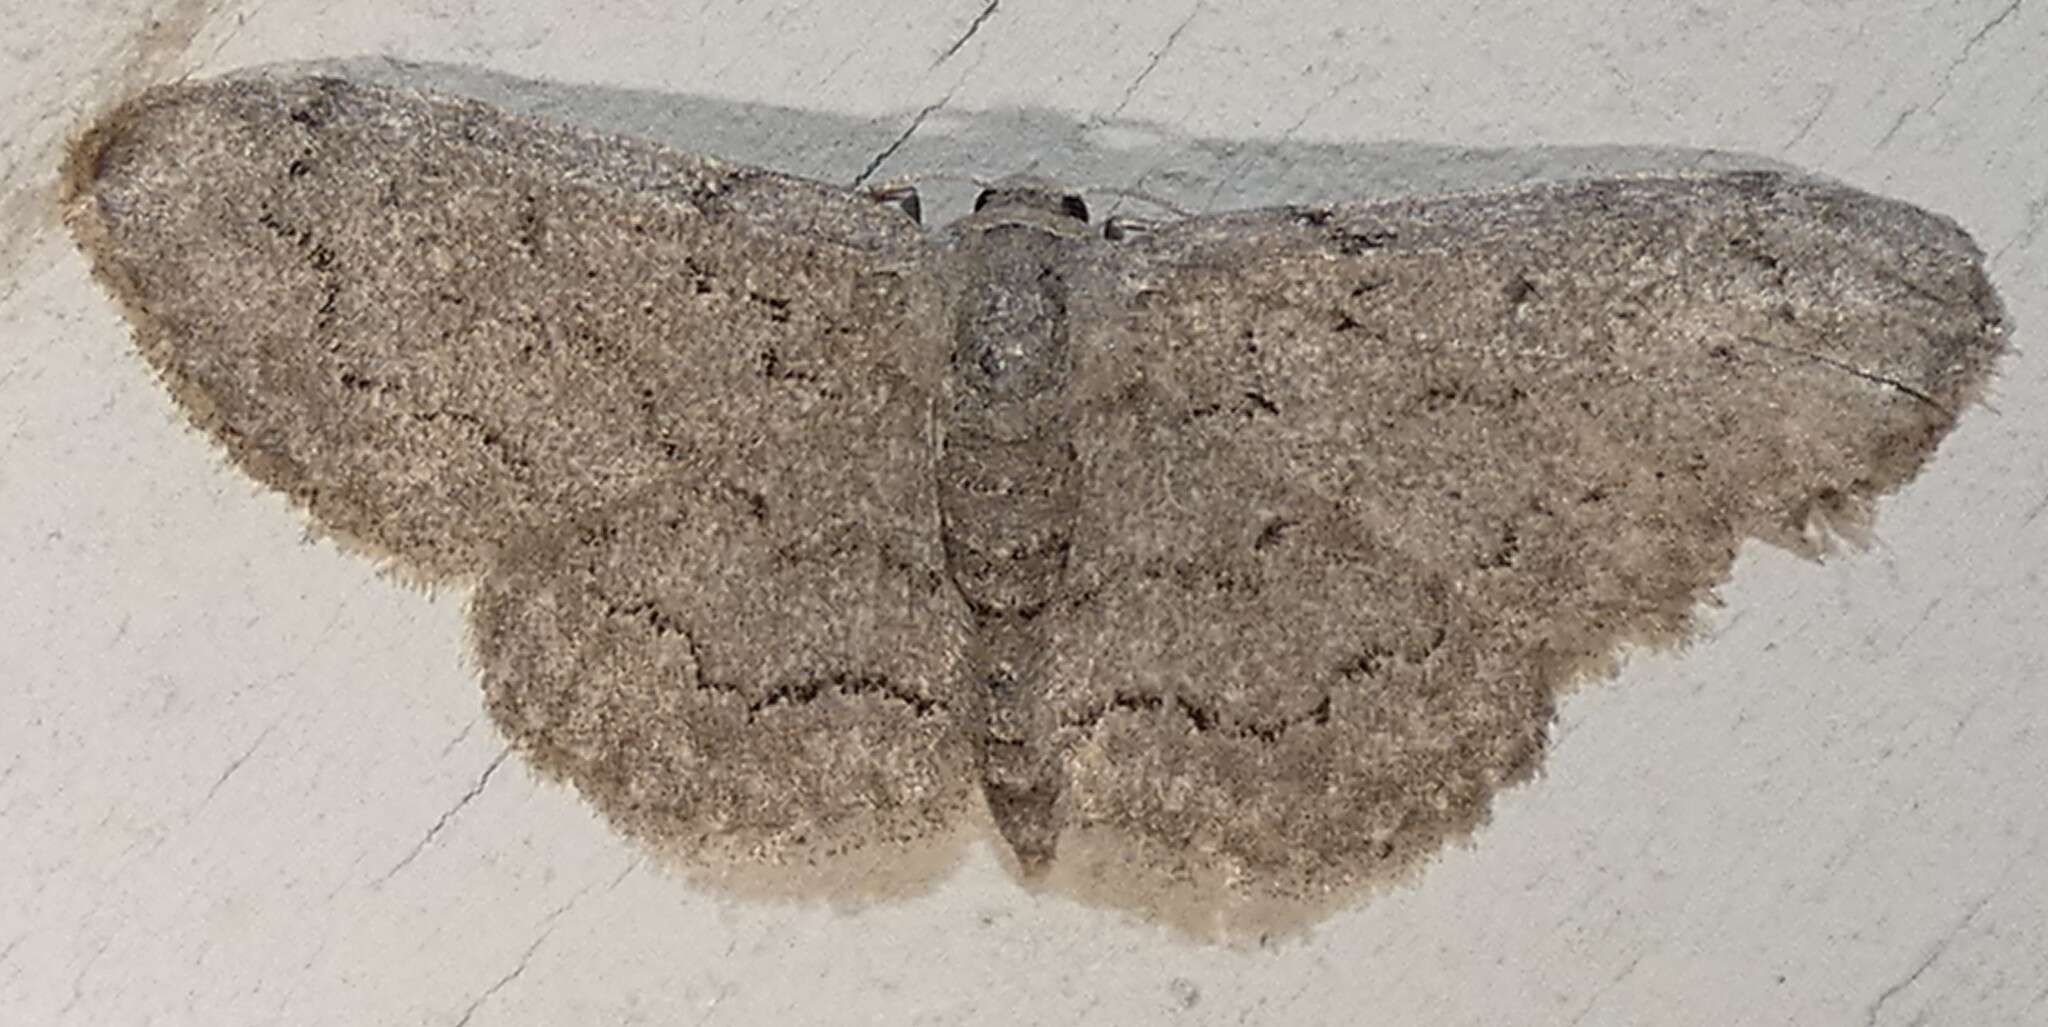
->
261;55;1800;226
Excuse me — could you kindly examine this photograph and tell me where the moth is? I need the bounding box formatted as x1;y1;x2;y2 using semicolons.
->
64;75;2005;923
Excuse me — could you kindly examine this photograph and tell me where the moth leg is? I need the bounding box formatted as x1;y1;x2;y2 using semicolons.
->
1102;215;1157;241
866;182;924;225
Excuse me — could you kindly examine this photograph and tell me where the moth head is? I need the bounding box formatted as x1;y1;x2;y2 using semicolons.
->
973;176;1090;224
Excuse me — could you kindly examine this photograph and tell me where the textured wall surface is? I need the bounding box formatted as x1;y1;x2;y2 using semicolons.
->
3;2;2043;1023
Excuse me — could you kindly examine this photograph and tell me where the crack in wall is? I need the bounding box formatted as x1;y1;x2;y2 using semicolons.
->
449;886;589;1027
373;746;510;885
199;722;277;805
1875;0;2027;149
1104;6;1201;121
852;95;953;188
932;0;999;68
1863;891;1995;1025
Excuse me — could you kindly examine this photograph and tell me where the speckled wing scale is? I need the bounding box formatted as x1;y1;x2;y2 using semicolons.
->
1044;176;2003;907
65;76;983;869
66;75;2006;923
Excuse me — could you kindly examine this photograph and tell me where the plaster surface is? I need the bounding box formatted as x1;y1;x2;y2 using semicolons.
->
3;2;2043;1023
